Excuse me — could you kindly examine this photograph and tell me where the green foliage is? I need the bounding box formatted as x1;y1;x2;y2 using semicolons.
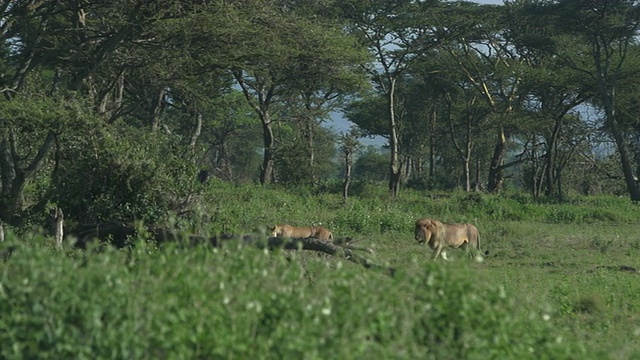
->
274;124;338;185
55;123;197;224
0;236;584;360
4;185;640;358
172;185;640;248
354;146;389;182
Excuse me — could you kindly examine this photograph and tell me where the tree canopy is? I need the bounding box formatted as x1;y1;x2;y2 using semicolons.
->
2;0;640;229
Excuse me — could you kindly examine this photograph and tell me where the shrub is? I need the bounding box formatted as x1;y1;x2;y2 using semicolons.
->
0;236;586;359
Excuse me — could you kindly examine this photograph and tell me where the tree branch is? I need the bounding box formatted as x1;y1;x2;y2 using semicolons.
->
70;223;396;277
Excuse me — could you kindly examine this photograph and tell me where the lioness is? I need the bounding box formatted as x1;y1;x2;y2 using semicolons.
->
414;218;484;261
269;224;334;241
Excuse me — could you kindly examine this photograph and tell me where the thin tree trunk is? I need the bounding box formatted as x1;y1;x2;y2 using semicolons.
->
608;114;640;201
545;119;562;198
150;87;165;132
446;100;473;192
427;105;437;179
342;148;352;202
188;112;203;155
51;207;64;250
305;118;317;185
114;72;124;114
388;77;401;198
487;128;509;193
463;117;473;192
474;157;481;191
260;119;275;185
218;141;233;181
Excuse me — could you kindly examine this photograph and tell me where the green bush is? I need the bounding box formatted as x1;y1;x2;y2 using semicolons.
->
0;237;585;360
55;124;197;225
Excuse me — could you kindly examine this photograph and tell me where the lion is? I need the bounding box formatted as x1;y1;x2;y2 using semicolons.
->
269;224;334;241
414;218;485;261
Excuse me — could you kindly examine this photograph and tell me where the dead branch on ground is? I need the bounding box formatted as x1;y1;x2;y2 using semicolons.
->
69;223;395;276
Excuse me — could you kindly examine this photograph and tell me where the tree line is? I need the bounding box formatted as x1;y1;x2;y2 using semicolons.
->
1;0;640;229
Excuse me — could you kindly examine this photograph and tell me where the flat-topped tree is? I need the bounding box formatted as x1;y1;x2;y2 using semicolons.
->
339;0;444;198
538;0;640;202
231;1;369;185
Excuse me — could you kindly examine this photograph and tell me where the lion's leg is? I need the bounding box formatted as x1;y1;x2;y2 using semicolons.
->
432;245;444;261
461;241;473;259
471;242;479;259
441;251;450;261
467;242;481;261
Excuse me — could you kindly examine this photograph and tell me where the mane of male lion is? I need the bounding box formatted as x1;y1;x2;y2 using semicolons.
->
269;224;334;241
414;218;482;261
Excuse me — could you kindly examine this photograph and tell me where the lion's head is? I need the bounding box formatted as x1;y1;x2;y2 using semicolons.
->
269;225;282;237
414;218;438;245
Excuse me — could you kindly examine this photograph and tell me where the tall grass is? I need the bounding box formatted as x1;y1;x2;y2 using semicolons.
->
186;183;640;238
2;184;640;359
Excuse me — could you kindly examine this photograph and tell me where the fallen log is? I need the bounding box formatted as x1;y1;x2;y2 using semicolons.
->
69;223;395;277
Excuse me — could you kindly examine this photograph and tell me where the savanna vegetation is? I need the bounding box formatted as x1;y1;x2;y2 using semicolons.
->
2;0;640;359
2;187;640;359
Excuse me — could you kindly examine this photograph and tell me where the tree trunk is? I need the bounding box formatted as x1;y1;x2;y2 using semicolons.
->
474;157;481;191
388;77;401;198
0;129;56;224
487;128;509;193
597;64;640;201
217;141;233;181
305;118;317;185
608;115;640;201
544;119;562;198
429;136;436;179
446;103;473;192
463;156;471;192
463;117;473;192
50;207;64;250
150;87;165;132
234;72;277;185
114;72;125;115
342;148;352;202
556;170;563;202
260;119;275;185
188;112;203;156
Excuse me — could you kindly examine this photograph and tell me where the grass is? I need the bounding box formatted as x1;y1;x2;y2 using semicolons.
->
2;184;640;359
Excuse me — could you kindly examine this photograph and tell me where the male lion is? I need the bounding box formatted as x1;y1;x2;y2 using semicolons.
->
414;218;484;261
269;224;334;241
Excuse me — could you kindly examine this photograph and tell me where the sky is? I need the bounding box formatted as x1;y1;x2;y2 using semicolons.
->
325;0;506;146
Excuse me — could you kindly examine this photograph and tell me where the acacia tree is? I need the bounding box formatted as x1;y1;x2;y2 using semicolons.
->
340;0;443;198
435;2;529;193
282;49;368;185
339;127;362;201
540;0;640;201
443;88;492;192
0;1;259;224
518;58;590;199
0;2;71;224
232;1;368;185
